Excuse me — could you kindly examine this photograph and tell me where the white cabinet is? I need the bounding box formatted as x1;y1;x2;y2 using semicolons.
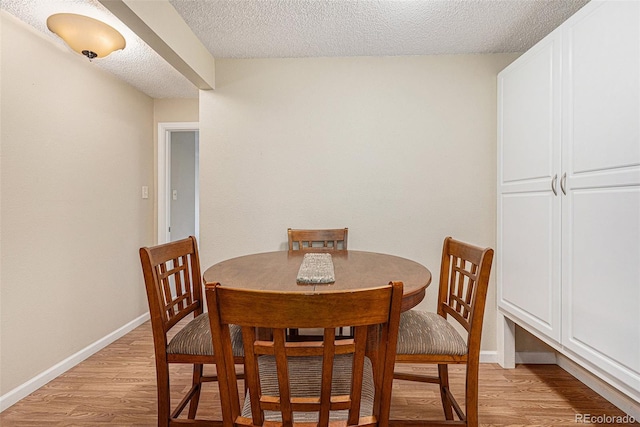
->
498;29;562;344
560;0;640;399
498;0;640;402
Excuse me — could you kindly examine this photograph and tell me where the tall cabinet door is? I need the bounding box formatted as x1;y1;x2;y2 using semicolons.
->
561;0;640;397
497;31;562;344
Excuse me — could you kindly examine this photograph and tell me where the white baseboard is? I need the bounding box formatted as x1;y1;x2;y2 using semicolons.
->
480;350;498;363
0;312;150;412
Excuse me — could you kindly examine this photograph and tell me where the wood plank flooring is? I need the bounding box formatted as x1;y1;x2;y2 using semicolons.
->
1;321;637;426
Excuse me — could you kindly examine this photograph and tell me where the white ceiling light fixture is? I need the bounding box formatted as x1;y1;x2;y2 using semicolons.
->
46;13;126;60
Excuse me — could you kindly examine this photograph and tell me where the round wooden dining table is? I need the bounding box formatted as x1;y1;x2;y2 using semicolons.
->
203;250;432;312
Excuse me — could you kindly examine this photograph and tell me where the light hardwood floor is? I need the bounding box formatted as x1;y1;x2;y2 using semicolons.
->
1;321;637;426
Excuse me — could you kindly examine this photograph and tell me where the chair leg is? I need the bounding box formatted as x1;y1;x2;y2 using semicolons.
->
437;364;454;420
465;361;480;427
156;362;171;427
187;363;204;418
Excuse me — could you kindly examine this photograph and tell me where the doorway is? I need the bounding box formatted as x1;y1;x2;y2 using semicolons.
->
157;122;199;244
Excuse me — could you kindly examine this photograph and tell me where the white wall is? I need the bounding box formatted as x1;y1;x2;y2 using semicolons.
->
0;12;154;398
200;54;517;352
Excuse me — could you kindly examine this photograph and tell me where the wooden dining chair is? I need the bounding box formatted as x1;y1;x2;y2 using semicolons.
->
287;228;348;252
392;237;494;427
287;228;349;340
139;236;244;427
206;281;404;427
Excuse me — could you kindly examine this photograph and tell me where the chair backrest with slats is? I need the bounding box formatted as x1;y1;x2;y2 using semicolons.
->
287;228;348;252
206;282;403;427
139;236;203;338
437;237;494;351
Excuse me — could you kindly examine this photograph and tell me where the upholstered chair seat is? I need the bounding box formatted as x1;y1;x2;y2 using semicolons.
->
167;313;244;358
241;355;375;422
396;310;467;356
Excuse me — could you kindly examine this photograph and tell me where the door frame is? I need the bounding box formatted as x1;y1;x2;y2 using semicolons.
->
157;122;199;244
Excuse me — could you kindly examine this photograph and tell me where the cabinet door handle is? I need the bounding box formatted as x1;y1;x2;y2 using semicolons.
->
551;174;558;196
560;173;567;195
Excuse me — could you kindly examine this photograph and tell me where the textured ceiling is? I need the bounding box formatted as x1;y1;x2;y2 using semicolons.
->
2;0;589;99
170;0;589;58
